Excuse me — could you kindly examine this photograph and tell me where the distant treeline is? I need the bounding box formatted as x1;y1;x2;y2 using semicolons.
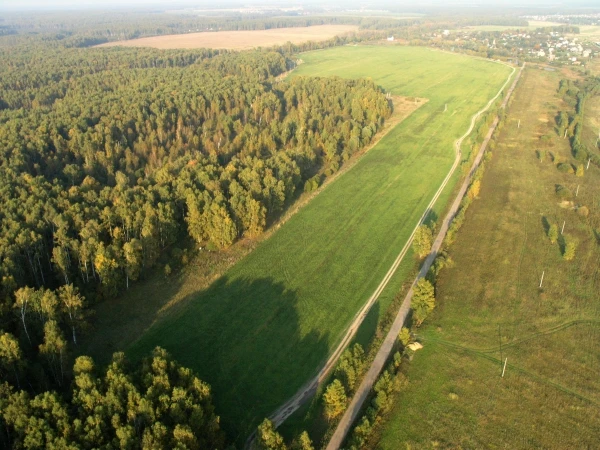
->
1;12;365;46
535;25;580;34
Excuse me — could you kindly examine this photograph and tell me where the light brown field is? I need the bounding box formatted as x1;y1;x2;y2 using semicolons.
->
96;25;359;50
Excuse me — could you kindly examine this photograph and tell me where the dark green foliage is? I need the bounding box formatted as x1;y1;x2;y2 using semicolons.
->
411;278;436;326
557;76;600;170
0;347;224;449
0;37;392;444
0;44;390;393
334;343;366;393
555;184;572;199
557;163;575;174
256;419;287;450
0;46;389;302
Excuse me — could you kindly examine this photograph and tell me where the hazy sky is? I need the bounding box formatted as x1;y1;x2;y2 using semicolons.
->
0;0;595;11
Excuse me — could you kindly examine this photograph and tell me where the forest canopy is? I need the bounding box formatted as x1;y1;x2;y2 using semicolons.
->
0;36;391;447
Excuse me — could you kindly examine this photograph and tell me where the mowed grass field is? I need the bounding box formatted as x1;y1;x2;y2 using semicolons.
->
375;67;600;449
126;46;512;441
96;25;358;50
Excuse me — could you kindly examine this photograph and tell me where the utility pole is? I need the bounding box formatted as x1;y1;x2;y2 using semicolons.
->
539;271;545;288
502;358;508;378
518;119;520;128
576;185;580;197
561;220;566;235
587;158;591;170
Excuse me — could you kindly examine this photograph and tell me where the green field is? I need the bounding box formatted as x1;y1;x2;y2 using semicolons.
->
376;67;600;449
124;46;512;441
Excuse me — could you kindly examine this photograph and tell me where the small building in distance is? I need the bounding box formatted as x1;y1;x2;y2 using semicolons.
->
387;36;394;41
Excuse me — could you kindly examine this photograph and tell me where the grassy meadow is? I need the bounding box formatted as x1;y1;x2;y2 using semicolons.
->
582;94;600;153
375;66;600;449
100;46;511;441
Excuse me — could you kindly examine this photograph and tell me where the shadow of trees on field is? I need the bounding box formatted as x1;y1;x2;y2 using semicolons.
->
541;216;551;235
354;301;380;350
423;209;439;228
128;275;330;444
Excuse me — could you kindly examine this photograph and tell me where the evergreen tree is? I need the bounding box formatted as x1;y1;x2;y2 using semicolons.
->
411;278;436;326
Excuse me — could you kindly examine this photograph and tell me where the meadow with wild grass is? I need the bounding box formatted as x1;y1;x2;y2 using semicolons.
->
375;65;600;449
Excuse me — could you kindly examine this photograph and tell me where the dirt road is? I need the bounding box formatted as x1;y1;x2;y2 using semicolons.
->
324;63;523;450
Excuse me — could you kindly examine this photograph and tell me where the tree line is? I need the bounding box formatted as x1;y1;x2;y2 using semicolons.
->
0;347;224;449
0;47;390;302
0;36;391;447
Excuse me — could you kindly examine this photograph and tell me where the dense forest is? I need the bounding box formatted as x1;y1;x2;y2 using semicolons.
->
0;29;391;447
0;347;225;449
0;8;534;446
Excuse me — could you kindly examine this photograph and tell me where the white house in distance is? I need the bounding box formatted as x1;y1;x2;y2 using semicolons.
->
387;36;394;41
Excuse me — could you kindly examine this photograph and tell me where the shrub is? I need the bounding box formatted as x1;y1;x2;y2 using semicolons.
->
555;184;572;199
548;223;559;244
413;224;433;258
577;206;589;217
398;327;411;347
467;179;481;200
563;235;577;261
557;163;574;174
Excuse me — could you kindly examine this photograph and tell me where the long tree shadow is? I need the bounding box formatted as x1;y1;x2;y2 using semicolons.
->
128;275;330;445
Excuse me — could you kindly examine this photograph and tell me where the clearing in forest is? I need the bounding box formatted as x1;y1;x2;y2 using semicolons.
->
95;25;359;50
376;66;600;449
106;46;511;441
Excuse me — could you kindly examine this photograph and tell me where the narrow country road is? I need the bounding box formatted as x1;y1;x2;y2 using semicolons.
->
324;62;524;450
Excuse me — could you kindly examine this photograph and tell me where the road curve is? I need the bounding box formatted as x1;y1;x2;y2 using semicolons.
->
324;63;524;450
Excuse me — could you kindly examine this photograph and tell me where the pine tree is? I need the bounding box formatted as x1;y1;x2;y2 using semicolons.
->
323;379;347;421
411;278;436;326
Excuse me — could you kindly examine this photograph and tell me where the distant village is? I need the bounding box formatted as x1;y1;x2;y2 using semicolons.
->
496;31;598;65
409;26;600;67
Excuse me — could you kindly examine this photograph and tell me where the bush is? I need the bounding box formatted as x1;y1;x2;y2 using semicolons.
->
398;327;411;347
303;176;320;193
577;206;589;217
548;223;559;244
555;184;572;199
413;224;433;258
557;163;574;174
536;149;545;162
563;235;577;261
